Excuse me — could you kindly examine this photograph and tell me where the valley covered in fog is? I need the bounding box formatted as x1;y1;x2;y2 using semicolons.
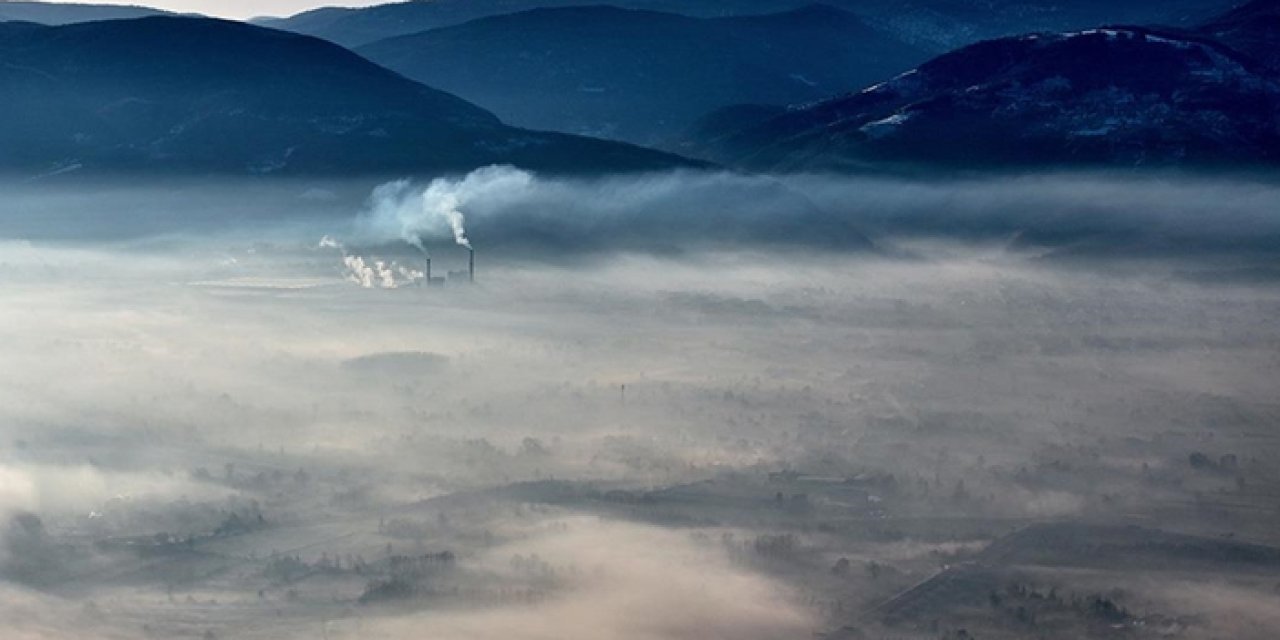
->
2;169;1279;639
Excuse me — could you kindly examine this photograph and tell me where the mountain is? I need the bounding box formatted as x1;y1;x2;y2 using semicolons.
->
256;1;806;49
355;5;929;146
855;0;1237;51
681;26;1280;171
1198;0;1280;73
0;17;694;178
260;0;1238;51
0;1;168;24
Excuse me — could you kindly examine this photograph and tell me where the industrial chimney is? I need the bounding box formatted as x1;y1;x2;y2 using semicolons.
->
468;248;475;283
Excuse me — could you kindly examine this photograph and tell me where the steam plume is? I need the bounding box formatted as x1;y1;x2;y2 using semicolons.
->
360;166;535;250
320;235;418;289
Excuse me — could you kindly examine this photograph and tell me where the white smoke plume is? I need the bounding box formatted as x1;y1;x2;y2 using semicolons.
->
360;165;536;251
397;265;425;282
374;260;397;288
340;255;416;289
320;235;418;289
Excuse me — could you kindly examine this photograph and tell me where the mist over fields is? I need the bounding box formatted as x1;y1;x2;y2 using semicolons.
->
1;169;1279;639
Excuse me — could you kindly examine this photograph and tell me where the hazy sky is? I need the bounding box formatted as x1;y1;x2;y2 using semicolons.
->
49;1;384;19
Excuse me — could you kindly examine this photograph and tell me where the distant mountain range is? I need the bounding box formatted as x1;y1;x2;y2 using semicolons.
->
680;5;1280;171
355;5;930;145
0;17;693;178
0;1;169;24
259;0;1238;51
3;1;1275;175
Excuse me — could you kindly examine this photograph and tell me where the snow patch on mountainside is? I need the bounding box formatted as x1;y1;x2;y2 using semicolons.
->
860;113;913;139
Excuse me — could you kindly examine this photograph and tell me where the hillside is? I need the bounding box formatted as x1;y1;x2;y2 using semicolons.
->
0;17;694;178
1198;0;1280;73
0;1;168;24
260;0;1238;51
681;26;1280;171
356;4;929;145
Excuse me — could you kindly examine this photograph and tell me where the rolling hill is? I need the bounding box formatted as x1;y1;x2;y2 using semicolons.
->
355;4;930;145
0;16;695;178
1198;0;1280;73
681;26;1280;171
0;1;169;24
259;0;1238;51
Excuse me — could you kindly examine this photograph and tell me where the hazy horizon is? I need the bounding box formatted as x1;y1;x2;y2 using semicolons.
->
11;0;383;20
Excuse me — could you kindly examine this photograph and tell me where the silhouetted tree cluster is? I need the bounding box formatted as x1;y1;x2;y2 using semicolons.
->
753;533;798;558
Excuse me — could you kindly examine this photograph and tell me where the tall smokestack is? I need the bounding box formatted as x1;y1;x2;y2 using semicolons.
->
426;257;432;285
468;248;475;284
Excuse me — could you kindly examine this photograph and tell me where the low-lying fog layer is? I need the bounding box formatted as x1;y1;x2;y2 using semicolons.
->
1;169;1279;639
5;168;1280;255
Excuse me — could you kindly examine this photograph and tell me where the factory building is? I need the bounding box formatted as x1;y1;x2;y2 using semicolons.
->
423;247;474;287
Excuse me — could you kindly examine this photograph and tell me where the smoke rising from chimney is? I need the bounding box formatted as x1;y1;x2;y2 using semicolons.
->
359;165;536;252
